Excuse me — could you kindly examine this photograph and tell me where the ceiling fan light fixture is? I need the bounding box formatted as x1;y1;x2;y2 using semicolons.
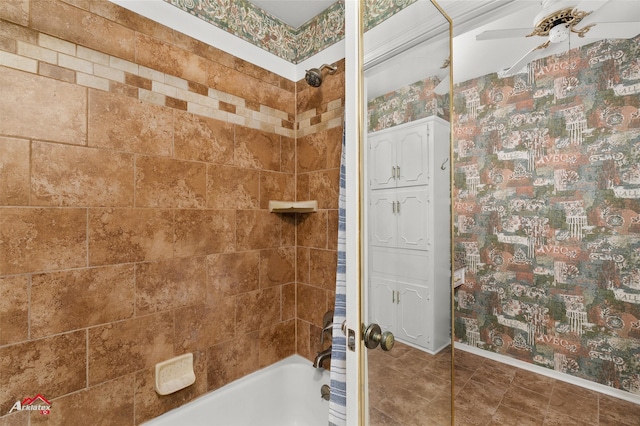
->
549;24;570;43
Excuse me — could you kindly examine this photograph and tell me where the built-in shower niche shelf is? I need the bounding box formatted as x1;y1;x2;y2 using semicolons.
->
268;200;317;213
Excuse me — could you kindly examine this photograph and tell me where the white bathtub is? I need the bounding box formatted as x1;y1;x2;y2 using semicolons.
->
144;355;330;426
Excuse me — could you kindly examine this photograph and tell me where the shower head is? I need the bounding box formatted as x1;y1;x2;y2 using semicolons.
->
304;63;337;87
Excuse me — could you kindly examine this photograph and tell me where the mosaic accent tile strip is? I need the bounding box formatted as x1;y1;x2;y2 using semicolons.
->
452;36;640;396
0;31;295;138
164;0;416;64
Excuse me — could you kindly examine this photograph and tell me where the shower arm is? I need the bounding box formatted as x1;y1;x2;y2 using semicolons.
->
319;64;337;75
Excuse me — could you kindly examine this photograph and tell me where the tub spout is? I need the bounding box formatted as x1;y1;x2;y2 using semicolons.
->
313;346;332;369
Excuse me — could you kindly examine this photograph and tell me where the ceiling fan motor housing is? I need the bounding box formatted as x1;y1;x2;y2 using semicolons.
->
549;24;570;43
528;6;591;38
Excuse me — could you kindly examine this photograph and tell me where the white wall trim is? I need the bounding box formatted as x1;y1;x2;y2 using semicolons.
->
455;342;640;405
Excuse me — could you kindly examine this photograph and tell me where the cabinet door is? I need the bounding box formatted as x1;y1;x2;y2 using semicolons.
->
396;123;429;187
368;133;396;190
369;190;396;248
396;187;429;251
396;281;430;347
369;275;396;332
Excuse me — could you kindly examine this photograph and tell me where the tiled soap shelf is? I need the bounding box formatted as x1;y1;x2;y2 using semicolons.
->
268;200;317;213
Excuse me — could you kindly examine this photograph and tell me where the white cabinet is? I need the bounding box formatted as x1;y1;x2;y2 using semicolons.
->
369;187;430;250
368;121;431;189
369;273;431;348
366;116;450;354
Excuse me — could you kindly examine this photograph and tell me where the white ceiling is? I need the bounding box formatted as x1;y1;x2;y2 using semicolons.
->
249;0;337;28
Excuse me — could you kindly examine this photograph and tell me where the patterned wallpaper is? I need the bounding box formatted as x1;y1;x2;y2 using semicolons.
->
165;0;417;64
453;35;640;396
367;75;448;132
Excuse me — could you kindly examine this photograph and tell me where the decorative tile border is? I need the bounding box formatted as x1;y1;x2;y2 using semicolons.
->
164;0;416;64
0;31;295;138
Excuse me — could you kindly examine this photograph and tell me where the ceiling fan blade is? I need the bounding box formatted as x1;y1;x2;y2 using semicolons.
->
503;40;567;77
572;0;610;26
579;22;640;39
476;28;532;41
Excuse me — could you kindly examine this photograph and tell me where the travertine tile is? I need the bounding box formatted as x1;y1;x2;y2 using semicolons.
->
16;41;56;63
296;283;327;324
282;282;295;321
135;257;206;315
38;62;75;82
547;382;598;425
30;374;134;426
260;247;295;288
88;208;173;266
296;247;310;284
0;275;29;345
297;130;328;173
236;287;281;335
174;209;235;257
135;33;208;86
134;351;207;425
135;155;206;208
309;248;338;291
0;208;87;274
234;126;281;171
31;0;135;61
259;171;295;210
206;164;259;210
296;210;328;249
31;141;134;207
0;0;29;26
206;251;260;298
0;66;86;144
88;313;174;385
0;410;28;426
206;331;259;391
258;319;295;368
295;319;311;361
31;265;135;338
0;136;29;205
174;301;235;353
281;136;295;174
236;210;281;250
489;404;542;426
88;89;173;156
599;394;640;426
174;110;234;164
309;169;340;210
0;331;86;414
499;385;550;420
296;172;310;201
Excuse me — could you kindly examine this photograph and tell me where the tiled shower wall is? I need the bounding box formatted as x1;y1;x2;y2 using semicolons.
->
0;0;343;424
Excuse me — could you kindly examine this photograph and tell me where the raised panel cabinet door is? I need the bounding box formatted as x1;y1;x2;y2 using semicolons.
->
369;190;397;248
396;123;429;187
396;187;430;251
396;281;430;347
369;275;396;332
368;133;396;189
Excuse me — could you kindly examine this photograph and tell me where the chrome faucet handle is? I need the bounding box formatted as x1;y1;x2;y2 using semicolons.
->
321;323;333;344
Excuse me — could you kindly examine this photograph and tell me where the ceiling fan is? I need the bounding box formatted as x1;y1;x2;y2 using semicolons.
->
476;0;640;76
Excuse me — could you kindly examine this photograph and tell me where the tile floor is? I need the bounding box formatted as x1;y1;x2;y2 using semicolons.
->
367;342;640;425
